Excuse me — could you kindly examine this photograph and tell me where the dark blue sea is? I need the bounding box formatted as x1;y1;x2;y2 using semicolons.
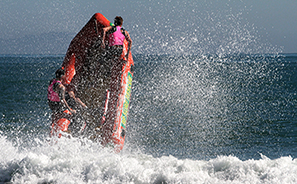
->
0;54;297;183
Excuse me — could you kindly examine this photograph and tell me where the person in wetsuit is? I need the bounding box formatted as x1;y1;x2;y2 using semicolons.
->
101;16;133;105
48;68;76;124
101;16;132;61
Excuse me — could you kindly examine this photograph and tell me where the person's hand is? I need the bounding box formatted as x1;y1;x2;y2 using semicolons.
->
101;43;105;49
71;109;77;114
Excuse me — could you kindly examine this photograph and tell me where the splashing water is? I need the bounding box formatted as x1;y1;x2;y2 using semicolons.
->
0;134;297;183
130;1;281;56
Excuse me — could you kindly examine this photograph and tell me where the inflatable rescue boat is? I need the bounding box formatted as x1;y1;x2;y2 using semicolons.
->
50;13;134;152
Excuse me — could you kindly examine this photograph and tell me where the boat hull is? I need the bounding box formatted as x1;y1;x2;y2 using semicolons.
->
51;13;134;152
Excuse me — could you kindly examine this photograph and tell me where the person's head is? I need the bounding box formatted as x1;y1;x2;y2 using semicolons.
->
55;68;65;79
114;16;123;26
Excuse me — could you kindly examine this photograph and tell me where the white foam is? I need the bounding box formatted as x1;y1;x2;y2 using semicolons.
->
1;135;296;183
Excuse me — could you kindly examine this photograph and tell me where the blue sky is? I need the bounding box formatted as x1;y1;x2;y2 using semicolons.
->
0;0;296;54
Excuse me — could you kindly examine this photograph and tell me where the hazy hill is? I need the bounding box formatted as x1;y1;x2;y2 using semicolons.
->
0;32;76;55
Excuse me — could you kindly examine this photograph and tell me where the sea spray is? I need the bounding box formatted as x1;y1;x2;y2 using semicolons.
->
1;134;296;183
1;53;296;183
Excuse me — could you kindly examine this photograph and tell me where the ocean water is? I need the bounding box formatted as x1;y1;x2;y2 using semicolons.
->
0;54;297;183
